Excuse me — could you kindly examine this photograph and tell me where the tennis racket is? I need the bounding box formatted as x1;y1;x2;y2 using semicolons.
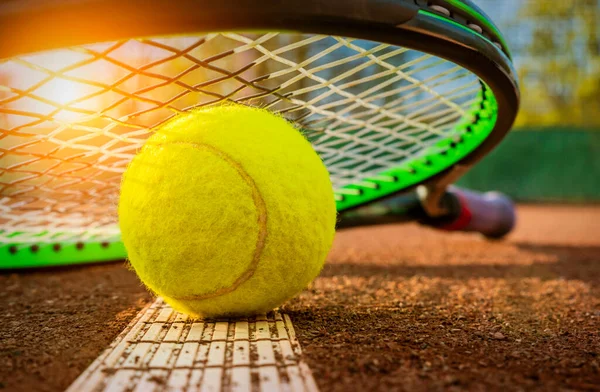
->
0;0;520;269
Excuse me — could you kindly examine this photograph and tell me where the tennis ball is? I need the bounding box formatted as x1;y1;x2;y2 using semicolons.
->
118;104;336;318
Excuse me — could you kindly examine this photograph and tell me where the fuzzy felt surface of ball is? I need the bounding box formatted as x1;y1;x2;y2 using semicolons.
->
118;105;336;317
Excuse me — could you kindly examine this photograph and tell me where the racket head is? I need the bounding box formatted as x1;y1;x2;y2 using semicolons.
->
0;0;519;268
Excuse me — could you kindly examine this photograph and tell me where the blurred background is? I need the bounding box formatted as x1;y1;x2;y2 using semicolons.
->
459;0;600;201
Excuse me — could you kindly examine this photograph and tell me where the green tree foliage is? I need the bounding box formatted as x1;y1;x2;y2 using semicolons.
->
515;0;600;128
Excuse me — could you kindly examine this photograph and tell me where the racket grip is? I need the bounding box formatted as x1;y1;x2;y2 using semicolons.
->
430;187;516;238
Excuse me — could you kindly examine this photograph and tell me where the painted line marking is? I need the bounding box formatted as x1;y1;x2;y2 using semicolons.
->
65;298;318;392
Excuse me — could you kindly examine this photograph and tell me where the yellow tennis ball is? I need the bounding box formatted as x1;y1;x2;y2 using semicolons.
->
118;104;336;318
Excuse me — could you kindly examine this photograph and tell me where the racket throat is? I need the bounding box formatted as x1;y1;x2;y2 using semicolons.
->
417;164;471;218
418;190;471;229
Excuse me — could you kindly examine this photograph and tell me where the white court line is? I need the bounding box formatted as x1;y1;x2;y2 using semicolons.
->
66;298;319;392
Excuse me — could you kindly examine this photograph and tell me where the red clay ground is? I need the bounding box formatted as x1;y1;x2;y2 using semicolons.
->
1;205;599;391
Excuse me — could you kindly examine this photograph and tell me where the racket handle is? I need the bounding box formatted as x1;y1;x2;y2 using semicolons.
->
429;187;516;238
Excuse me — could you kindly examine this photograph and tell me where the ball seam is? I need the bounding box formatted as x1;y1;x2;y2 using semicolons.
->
155;141;268;301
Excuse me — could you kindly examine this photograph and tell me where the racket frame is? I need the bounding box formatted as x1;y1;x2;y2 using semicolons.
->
0;0;520;268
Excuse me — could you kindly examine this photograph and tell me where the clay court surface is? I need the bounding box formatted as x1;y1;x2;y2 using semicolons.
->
1;204;599;391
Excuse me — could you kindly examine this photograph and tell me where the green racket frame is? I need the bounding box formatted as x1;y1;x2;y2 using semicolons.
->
0;0;520;268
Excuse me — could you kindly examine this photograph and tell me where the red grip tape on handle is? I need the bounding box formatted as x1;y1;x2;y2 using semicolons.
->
438;192;472;231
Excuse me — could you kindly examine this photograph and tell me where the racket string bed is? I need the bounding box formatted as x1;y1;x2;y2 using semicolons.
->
1;33;479;246
0;0;520;267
